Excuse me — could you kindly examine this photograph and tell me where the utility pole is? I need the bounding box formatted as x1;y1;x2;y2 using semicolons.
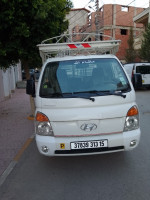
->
134;2;137;37
95;0;99;40
112;4;116;39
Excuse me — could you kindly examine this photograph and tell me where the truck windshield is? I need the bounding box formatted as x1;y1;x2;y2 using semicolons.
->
40;58;130;98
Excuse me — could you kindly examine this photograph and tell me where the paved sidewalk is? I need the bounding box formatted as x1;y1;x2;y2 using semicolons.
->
0;89;34;176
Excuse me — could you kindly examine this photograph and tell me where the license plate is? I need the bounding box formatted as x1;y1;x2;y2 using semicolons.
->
71;140;108;150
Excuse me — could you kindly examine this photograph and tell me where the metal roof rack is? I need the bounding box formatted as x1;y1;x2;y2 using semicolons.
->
37;33;121;63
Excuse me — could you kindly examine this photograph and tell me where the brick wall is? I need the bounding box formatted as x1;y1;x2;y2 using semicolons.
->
101;4;144;61
116;5;143;27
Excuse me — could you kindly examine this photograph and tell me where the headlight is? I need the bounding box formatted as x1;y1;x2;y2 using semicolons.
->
124;106;139;132
36;121;54;136
35;112;54;136
124;115;139;131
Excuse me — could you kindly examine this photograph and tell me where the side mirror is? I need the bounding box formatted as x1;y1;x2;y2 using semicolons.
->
132;73;142;90
26;79;35;97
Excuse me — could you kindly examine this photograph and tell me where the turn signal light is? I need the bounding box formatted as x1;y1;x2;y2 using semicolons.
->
127;106;138;116
36;112;49;122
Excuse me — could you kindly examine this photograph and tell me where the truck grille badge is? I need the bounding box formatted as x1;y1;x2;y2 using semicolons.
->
80;123;97;132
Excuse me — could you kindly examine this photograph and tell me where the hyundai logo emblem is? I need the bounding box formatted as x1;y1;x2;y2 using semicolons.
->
80;123;97;132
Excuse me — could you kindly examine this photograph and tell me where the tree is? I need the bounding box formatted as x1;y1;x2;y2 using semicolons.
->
125;27;136;63
0;0;72;119
140;23;150;62
0;0;72;78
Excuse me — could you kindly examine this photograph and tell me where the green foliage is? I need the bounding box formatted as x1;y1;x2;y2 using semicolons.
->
140;23;150;62
0;0;72;69
125;27;136;63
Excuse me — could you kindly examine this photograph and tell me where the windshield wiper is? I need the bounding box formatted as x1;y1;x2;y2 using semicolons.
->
63;92;95;102
42;92;95;101
41;90;126;100
74;90;126;98
108;91;126;98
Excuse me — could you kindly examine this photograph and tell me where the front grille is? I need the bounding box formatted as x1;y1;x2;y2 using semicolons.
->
55;146;124;155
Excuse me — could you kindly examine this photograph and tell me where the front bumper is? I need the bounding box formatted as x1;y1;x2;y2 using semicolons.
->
35;128;141;156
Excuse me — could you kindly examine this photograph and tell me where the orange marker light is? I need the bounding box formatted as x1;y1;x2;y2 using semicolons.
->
127;106;138;116
36;112;49;122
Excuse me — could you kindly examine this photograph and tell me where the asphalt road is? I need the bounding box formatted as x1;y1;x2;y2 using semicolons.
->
0;90;150;200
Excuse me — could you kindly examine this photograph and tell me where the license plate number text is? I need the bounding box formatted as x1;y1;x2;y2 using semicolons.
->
71;140;107;150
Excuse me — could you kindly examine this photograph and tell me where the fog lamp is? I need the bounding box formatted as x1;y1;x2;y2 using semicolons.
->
41;145;49;153
130;140;137;147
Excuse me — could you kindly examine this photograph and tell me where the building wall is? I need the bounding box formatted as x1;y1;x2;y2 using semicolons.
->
10;66;16;93
116;5;143;27
102;4;143;27
0;62;22;102
2;69;11;99
133;7;149;50
103;4;113;26
0;70;5;102
14;61;22;83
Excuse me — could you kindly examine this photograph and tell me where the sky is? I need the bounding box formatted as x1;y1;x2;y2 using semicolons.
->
71;0;149;10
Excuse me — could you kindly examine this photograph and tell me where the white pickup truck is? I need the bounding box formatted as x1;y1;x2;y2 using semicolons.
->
27;33;141;156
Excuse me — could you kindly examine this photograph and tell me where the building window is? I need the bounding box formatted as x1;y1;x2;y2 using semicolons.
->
121;6;128;12
88;14;91;26
100;33;103;41
100;7;103;12
120;29;127;35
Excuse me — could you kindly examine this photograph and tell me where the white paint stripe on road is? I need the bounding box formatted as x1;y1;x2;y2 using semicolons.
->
0;134;35;187
0;161;17;187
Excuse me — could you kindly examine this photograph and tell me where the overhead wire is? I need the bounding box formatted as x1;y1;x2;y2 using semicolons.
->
100;0;136;24
68;0;149;33
68;0;93;21
118;2;149;27
91;0;149;31
102;1;149;27
68;0;108;30
67;0;96;34
69;0;130;29
69;10;92;30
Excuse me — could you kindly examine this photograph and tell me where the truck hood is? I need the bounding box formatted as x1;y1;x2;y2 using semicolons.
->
35;92;135;121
